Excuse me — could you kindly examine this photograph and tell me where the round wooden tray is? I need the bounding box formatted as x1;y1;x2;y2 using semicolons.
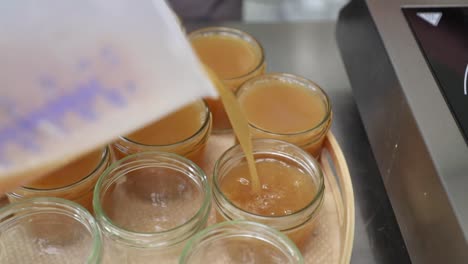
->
200;131;355;264
0;131;355;263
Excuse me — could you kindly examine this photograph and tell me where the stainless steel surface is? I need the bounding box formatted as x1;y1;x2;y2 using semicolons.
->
337;0;468;263
218;22;410;263
243;0;349;22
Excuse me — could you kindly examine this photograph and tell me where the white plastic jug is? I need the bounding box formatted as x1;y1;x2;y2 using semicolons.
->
0;0;217;193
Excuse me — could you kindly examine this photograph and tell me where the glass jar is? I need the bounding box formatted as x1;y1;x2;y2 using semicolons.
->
112;100;211;166
0;197;102;264
93;151;211;263
7;147;110;212
236;73;332;157
189;27;266;133
180;220;304;264
213;139;325;250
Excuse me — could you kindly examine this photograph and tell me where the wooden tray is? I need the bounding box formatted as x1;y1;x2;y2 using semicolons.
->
0;131;355;263
200;131;355;264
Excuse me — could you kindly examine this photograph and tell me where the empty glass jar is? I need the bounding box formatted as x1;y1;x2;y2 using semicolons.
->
0;197;102;264
93;151;211;263
180;220;304;264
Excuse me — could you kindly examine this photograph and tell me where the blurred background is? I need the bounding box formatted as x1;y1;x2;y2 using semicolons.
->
169;0;350;22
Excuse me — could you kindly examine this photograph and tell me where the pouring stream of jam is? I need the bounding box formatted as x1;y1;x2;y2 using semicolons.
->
204;66;260;192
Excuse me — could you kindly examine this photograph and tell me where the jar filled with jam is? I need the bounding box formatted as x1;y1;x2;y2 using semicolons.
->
112;100;211;166
189;27;265;133
237;73;332;157
213;139;325;250
7;147;110;212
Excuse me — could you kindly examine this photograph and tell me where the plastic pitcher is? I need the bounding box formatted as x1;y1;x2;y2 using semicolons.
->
0;0;217;193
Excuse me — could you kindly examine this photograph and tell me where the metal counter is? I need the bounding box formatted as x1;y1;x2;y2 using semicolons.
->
225;22;411;264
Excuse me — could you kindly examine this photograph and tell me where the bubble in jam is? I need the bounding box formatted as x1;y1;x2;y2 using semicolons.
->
220;157;317;216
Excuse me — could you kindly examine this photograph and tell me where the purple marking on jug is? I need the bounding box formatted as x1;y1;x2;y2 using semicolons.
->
0;69;129;162
40;75;56;88
100;46;120;66
77;59;91;72
125;80;136;93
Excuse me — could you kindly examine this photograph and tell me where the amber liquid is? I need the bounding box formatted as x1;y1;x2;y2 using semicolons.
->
239;79;329;157
126;102;206;145
192;34;263;132
192;36;258;80
208;68;319;249
16;149;104;212
240;81;326;134
205;66;260;190
220;158;316;216
26;149;102;189
114;101;209;164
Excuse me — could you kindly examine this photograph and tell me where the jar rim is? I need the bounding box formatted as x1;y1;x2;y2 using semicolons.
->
188;26;266;82
179;220;304;264
0;197;102;263
116;100;211;152
213;139;325;223
93;151;211;246
236;73;332;136
13;147;110;193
